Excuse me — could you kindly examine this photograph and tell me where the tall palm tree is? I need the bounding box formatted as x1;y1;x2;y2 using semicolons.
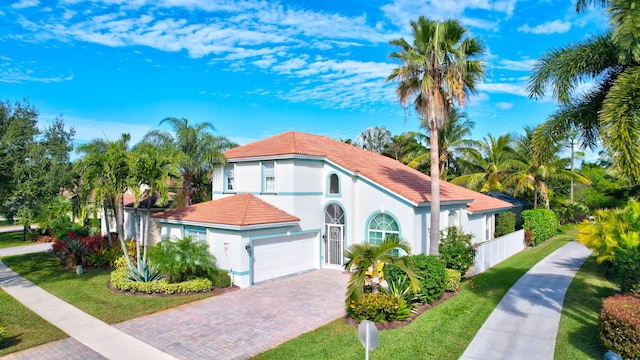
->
452;133;516;193
343;235;421;303
142;117;235;207
528;0;640;181
507;126;590;208
387;17;484;255
406;109;476;179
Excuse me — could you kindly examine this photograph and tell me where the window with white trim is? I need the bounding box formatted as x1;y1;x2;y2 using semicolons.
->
263;161;275;192
226;164;235;191
448;210;460;228
368;213;399;246
485;215;493;240
185;227;207;243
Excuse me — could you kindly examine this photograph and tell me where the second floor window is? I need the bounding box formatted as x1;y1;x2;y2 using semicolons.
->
329;174;339;194
263;161;275;192
226;164;235;191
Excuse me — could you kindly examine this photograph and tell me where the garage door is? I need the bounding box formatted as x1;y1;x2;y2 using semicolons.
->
253;233;317;284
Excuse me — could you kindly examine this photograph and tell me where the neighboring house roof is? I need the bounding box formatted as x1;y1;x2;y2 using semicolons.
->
152;193;300;226
224;131;511;213
487;192;531;208
123;192;170;209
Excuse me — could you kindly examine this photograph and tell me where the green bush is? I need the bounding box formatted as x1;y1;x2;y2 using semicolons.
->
612;246;640;294
0;326;5;343
439;227;476;276
346;293;411;322
87;245;122;269
557;202;590;224
110;268;212;294
413;254;446;304
522;209;559;246
495;212;516;237
211;269;231;288
149;236;218;283
444;269;461;292
599;294;640;359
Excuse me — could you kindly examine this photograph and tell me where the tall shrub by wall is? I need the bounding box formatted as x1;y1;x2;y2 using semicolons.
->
522;209;558;246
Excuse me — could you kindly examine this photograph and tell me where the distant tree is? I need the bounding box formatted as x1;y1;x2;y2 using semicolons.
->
356;126;392;154
381;132;424;162
387;17;485;255
452;134;515;193
576;161;627;210
142;117;235;207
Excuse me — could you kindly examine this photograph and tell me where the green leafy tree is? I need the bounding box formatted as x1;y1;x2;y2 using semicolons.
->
142;117;235;207
387;17;485;255
452;133;515;192
343;235;421;303
528;0;640;181
576;161;627;210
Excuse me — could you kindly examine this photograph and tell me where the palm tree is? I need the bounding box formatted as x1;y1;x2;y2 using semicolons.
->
76;134;132;265
343;235;421;303
528;0;640;181
452;133;515;193
406;109;476;179
127;142;176;271
142;117;235;207
387;17;485;255
507;126;590;208
356;126;392;154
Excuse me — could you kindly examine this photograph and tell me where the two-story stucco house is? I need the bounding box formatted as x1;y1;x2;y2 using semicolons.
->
152;131;511;288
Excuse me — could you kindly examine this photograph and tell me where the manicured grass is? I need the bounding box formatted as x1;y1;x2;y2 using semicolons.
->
253;225;578;360
0;288;67;356
0;231;36;249
555;253;616;359
1;252;220;325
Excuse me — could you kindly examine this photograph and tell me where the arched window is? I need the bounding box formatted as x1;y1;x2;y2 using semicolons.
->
448;210;460;228
329;173;339;194
368;213;399;245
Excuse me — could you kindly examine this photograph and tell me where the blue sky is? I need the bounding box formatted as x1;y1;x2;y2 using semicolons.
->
1;0;607;151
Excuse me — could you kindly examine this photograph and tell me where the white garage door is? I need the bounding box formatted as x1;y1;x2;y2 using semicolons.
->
253;233;317;284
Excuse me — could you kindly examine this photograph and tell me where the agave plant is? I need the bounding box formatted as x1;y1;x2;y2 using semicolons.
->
124;258;164;282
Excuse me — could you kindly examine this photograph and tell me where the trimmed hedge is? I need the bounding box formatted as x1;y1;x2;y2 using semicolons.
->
522;209;558;246
413;254;446;304
599;294;640;359
110;268;213;294
612;246;640;294
495;212;516;237
211;269;232;288
0;326;5;343
444;269;461;292
346;293;411;322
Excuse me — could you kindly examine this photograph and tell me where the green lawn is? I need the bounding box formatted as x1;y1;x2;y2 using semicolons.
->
253;226;578;360
0;288;67;356
0;231;37;249
555;253;616;359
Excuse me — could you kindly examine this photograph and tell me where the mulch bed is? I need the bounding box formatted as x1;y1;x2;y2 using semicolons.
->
106;280;240;297
344;290;459;330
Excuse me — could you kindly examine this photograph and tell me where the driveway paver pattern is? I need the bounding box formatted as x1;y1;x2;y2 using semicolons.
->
114;269;349;360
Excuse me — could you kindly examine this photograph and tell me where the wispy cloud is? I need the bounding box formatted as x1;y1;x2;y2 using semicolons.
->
478;82;528;97
518;19;571;34
11;0;39;9
495;102;513;110
494;58;537;71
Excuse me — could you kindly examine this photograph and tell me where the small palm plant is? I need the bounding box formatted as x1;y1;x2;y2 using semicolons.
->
343;235;421;303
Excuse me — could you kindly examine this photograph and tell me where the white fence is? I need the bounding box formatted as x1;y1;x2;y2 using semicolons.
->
469;229;525;275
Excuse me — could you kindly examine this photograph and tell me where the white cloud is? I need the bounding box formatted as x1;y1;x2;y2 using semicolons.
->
518;20;571;34
11;0;39;9
494;59;536;71
495;102;513;110
477;82;528;97
272;57;307;74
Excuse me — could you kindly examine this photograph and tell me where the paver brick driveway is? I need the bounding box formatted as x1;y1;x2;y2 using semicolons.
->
115;269;349;360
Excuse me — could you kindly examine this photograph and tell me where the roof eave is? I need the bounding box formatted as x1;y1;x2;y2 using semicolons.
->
415;199;473;208
226;154;325;162
467;205;513;215
151;218;299;231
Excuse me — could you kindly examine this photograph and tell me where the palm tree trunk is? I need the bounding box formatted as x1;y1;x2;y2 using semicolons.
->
429;127;440;256
570;140;575;204
102;200;111;245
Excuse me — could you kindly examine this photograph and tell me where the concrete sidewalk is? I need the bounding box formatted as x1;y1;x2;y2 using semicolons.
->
460;241;592;360
0;243;52;257
0;250;176;360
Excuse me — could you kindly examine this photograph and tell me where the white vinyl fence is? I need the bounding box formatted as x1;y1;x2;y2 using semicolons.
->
469;229;525;275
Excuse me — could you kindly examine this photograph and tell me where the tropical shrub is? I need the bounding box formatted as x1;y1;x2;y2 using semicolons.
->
578;200;640;263
346;293;411;322
87;245;122;269
522;209;558;246
495;212;516;237
439;227;476;275
0;326;5;343
413;254;446;304
149;236;218;283
612;246;640;294
599;294;640;359
444;269;461;292
110;267;212;294
210;269;231;288
557;202;589;224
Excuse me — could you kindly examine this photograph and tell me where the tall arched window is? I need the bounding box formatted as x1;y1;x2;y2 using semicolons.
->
368;213;399;245
328;173;340;194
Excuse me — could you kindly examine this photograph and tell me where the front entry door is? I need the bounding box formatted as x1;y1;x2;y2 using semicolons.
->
326;225;343;266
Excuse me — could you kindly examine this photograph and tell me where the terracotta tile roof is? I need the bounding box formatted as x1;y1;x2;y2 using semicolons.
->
224;131;511;213
152;193;300;226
